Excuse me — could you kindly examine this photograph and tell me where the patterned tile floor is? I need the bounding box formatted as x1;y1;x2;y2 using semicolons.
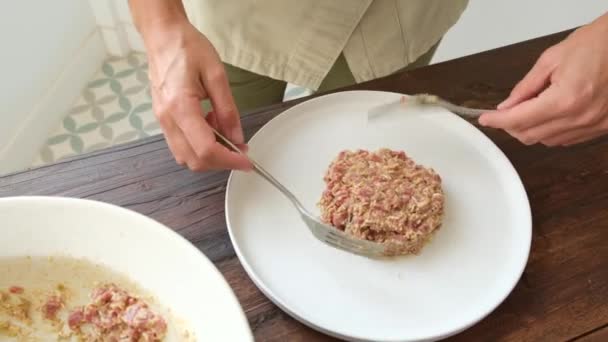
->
33;52;310;167
32;53;159;167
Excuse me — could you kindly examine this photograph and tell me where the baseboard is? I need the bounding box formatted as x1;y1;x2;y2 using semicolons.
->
0;29;107;174
124;23;145;53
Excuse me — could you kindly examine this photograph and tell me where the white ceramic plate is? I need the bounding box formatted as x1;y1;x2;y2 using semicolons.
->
226;91;531;341
0;196;252;341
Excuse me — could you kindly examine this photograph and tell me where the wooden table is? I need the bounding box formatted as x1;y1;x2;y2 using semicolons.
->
1;30;607;341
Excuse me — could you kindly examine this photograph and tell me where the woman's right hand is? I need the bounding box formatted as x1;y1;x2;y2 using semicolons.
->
139;17;251;171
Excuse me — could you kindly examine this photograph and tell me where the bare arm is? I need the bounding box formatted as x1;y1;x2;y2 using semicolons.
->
129;0;188;36
128;0;251;171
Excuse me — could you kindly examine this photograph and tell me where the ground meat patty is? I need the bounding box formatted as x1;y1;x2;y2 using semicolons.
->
318;149;444;256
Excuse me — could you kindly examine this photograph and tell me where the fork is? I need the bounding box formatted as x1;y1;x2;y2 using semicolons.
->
367;93;490;119
213;128;387;258
402;93;489;118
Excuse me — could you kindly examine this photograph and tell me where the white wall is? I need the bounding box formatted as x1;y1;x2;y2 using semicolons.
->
432;0;608;63
88;0;144;55
0;1;106;174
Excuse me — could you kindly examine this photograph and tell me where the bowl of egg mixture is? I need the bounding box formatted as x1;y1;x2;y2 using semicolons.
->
0;196;252;341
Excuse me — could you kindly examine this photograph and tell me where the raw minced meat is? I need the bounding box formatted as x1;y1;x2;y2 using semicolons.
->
318;148;444;256
68;283;167;341
1;283;167;341
0;256;194;341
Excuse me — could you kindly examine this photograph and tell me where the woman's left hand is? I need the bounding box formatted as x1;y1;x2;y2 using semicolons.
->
479;14;608;146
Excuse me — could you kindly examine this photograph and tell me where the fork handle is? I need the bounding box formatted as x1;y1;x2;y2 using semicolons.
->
433;98;487;118
406;94;490;118
212;128;309;213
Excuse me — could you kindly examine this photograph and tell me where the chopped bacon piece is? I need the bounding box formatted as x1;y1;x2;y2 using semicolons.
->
68;307;84;329
8;286;24;294
42;295;63;320
68;283;167;341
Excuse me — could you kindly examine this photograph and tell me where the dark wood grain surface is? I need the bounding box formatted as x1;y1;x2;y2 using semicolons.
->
2;30;607;341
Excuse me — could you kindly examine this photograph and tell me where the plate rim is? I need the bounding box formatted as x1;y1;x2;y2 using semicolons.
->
0;195;254;342
226;90;532;342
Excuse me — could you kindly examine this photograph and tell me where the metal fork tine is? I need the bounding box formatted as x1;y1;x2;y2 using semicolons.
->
309;222;382;256
320;238;359;254
306;219;386;256
309;225;368;253
319;235;379;257
325;235;363;252
213;128;388;257
326;233;368;252
320;228;385;256
325;228;383;251
407;94;488;118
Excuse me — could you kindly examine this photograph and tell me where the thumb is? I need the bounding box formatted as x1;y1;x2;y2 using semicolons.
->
201;64;244;144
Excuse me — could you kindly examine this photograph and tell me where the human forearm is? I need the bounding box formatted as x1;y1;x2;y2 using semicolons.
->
128;0;188;46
